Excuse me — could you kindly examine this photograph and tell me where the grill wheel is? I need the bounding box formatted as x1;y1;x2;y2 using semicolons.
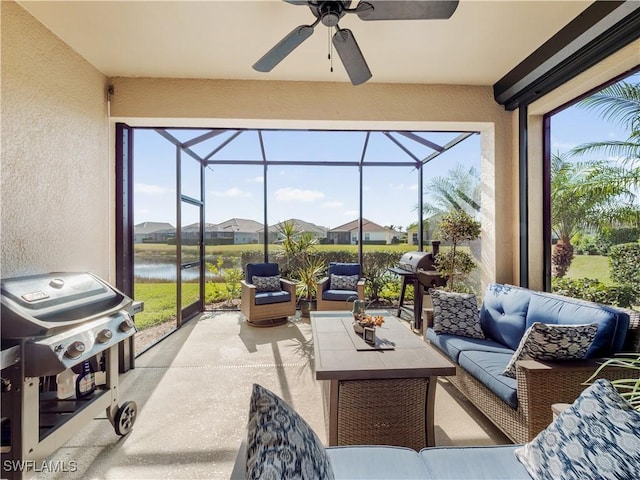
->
115;400;138;436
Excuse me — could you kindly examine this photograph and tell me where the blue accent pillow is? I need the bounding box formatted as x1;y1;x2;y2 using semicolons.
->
246;384;334;479
502;322;598;378
430;289;485;339
251;275;281;292
330;274;358;291
514;379;640;480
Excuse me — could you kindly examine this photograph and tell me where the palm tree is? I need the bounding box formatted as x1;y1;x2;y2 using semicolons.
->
570;77;640;195
422;164;480;218
551;153;636;277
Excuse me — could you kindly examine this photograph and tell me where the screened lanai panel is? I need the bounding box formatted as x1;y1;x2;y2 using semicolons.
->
260;130;369;163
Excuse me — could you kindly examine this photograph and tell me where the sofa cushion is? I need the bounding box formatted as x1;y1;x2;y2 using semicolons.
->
254;290;291;305
458;351;518;408
430;289;485;339
252;275;281;292
322;289;358;302
326;446;430;479
526;292;629;357
479;283;532;350
502;322;598;378
330;273;359;291
246;384;334;479
426;328;514;364
419;445;531;480
514;379;640;480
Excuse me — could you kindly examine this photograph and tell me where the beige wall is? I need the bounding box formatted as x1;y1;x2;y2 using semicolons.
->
109;78;516;287
1;2;110;279
2;0;518;288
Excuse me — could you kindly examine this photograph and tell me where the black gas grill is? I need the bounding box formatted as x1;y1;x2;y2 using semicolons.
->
389;243;446;330
1;272;140;479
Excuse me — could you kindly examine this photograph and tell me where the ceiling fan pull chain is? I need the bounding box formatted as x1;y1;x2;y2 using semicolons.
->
328;27;333;73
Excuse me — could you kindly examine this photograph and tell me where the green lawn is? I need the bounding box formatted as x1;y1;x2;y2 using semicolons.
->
565;255;612;285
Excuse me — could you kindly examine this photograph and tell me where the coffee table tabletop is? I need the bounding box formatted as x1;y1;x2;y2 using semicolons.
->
311;310;456;381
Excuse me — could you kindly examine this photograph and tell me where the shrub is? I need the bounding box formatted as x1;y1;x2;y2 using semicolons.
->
573;234;604;255
609;243;640;286
551;277;638;308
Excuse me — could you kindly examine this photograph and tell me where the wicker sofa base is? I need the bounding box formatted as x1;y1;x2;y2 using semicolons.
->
446;359;634;444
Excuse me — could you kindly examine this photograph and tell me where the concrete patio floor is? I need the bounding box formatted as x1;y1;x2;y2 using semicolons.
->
35;311;510;479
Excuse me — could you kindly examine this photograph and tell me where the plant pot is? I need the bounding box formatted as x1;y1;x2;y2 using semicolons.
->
300;299;317;317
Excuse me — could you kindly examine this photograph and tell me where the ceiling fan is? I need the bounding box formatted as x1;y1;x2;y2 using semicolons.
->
253;1;459;86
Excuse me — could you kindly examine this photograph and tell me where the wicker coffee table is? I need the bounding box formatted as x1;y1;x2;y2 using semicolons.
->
311;310;456;450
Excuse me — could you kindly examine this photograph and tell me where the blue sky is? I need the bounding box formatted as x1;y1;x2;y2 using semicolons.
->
133;72;637;231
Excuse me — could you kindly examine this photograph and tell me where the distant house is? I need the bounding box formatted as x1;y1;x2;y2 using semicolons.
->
328;219;398;245
216;218;263;244
134;222;175;243
406;215;440;245
262;219;328;244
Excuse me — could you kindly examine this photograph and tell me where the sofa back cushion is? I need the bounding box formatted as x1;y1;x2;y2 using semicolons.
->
479;283;532;351
525;292;629;357
328;262;361;277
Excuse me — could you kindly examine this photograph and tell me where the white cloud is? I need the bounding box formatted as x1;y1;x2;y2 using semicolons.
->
344;210;358;217
135;183;170;195
323;201;344;208
550;141;577;151
275;187;324;202
408;184;418;191
211;187;252;198
389;183;405;191
247;176;264;183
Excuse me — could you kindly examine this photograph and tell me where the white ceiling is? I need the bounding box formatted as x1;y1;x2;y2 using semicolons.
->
20;0;593;86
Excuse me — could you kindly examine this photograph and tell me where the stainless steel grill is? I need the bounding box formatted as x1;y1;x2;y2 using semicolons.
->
389;242;446;330
1;272;141;479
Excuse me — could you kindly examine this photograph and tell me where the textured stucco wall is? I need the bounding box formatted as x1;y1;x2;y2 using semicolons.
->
1;2;109;279
109;77;516;286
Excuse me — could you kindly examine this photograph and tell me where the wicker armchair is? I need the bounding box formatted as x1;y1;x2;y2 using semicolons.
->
316;262;365;311
240;263;296;327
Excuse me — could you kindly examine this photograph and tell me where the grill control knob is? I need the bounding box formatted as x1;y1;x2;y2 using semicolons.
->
65;341;86;359
119;318;134;333
96;329;113;344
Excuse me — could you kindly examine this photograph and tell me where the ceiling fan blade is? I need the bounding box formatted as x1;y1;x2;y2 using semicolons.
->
332;28;372;86
355;1;459;21
253;25;315;72
283;0;309;5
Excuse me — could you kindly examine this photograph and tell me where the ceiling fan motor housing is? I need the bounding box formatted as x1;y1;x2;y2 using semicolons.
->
316;1;349;27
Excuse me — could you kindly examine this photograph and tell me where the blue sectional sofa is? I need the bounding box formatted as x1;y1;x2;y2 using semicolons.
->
426;283;631;444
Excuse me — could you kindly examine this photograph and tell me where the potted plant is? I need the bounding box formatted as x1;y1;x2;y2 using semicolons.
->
277;220;325;316
433;209;481;293
585;354;640;411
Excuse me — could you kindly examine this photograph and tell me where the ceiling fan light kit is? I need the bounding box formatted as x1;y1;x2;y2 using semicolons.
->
253;0;459;86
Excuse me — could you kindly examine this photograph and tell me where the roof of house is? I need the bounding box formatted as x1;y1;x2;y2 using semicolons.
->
264;218;328;235
217;218;263;233
329;218;395;234
134;222;175;234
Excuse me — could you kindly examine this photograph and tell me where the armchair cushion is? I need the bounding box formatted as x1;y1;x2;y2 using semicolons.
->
323;289;358;302
245;262;279;283
330;274;359;291
255;290;292;305
328;262;360;277
252;275;281;292
514;379;640;480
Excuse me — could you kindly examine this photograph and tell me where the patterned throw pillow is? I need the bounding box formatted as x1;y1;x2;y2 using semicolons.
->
502;322;598;378
251;275;281;292
429;288;485;339
514;379;640;480
330;274;359;291
246;384;334;479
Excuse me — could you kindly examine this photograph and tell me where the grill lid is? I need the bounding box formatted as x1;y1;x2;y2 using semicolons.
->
1;272;132;339
397;251;433;272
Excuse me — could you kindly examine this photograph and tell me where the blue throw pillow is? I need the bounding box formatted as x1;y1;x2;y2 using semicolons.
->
252;275;281;292
514;379;640;480
246;384;334;479
502;322;598;378
330;274;358;291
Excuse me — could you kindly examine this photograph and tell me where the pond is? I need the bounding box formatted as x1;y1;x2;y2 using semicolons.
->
134;262;217;281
